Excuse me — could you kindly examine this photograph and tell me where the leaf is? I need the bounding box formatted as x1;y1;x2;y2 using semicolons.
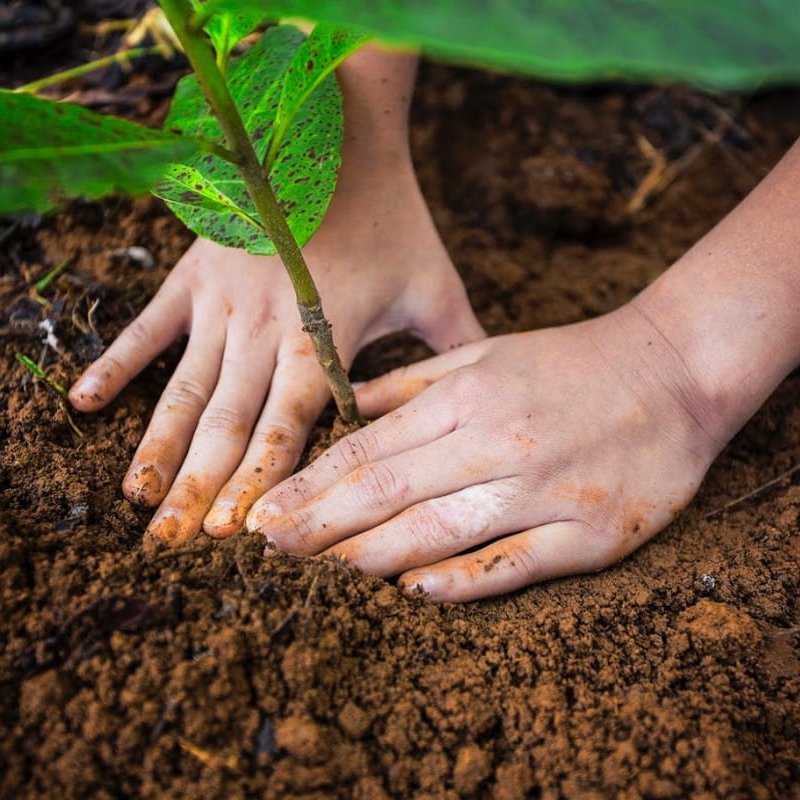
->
158;24;365;254
267;24;368;165
199;0;800;90
191;1;266;68
0;90;198;214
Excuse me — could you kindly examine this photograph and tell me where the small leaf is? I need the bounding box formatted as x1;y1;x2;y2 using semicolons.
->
158;24;361;254
0;90;198;214
199;0;800;90
191;1;266;68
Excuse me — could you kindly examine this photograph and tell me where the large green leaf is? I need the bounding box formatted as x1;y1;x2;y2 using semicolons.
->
157;23;366;254
199;0;800;90
0;90;198;214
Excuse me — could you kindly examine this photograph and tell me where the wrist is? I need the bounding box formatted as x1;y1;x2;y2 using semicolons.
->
337;46;417;161
630;250;800;450
628;138;800;447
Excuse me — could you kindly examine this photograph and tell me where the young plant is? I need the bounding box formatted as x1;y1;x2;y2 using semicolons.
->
2;0;799;424
2;3;370;424
15;353;84;438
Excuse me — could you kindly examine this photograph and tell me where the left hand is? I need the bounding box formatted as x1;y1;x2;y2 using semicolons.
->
246;303;730;601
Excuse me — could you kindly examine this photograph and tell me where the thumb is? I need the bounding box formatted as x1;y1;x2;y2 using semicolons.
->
356;337;490;418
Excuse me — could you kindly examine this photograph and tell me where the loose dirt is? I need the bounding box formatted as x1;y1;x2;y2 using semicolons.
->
1;30;799;800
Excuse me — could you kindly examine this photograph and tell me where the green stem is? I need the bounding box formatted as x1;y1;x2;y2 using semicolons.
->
15;46;161;95
34;258;71;293
15;353;68;397
158;0;362;425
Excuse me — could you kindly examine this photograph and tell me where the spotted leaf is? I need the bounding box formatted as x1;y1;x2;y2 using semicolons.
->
157;23;364;254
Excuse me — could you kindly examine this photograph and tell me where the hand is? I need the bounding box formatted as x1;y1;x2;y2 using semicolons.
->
69;153;484;545
246;304;730;601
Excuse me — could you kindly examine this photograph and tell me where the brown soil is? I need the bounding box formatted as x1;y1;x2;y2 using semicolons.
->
2;43;800;800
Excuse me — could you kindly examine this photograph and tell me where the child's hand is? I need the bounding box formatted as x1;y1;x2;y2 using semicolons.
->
246;305;727;601
69;156;484;544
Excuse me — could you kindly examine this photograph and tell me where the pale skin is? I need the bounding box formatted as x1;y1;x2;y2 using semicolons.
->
72;47;800;601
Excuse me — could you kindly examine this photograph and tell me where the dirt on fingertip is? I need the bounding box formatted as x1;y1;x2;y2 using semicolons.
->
1;34;799;800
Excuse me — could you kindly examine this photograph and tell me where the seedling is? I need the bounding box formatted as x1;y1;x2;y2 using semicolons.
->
33;258;72;294
15;353;84;438
1;1;799;425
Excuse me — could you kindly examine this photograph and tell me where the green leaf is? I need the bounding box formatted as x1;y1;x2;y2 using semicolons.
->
199;0;800;90
0;90;198;214
158;23;365;254
191;1;266;69
267;24;368;165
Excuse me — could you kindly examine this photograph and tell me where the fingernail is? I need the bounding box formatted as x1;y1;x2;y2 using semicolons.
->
145;509;186;546
246;501;283;533
124;463;164;506
71;375;103;403
400;573;436;596
203;501;241;538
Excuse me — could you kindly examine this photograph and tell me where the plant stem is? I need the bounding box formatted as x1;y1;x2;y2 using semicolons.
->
158;0;362;425
34;258;72;292
15;353;68;396
15;46;161;95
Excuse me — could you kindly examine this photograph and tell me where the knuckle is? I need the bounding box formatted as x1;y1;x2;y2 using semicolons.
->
96;354;126;381
282;332;315;359
220;475;259;500
351;462;408;509
257;423;303;454
573;519;620;569
406;504;454;554
336;427;380;472
504;542;541;582
121;318;151;349
163;378;210;412
196;406;249;439
446;368;482;408
277;511;317;553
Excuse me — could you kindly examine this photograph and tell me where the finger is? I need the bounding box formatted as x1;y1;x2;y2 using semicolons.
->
355;337;491;418
203;344;331;538
324;478;545;576
122;318;225;506
399;520;610;603
250;429;505;556
145;335;277;546
245;377;463;529
69;281;189;411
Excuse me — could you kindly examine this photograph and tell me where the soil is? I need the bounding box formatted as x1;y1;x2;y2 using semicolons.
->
1;18;799;800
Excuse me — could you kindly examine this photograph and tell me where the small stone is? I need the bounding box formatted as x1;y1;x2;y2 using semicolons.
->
112;246;155;269
700;574;716;593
